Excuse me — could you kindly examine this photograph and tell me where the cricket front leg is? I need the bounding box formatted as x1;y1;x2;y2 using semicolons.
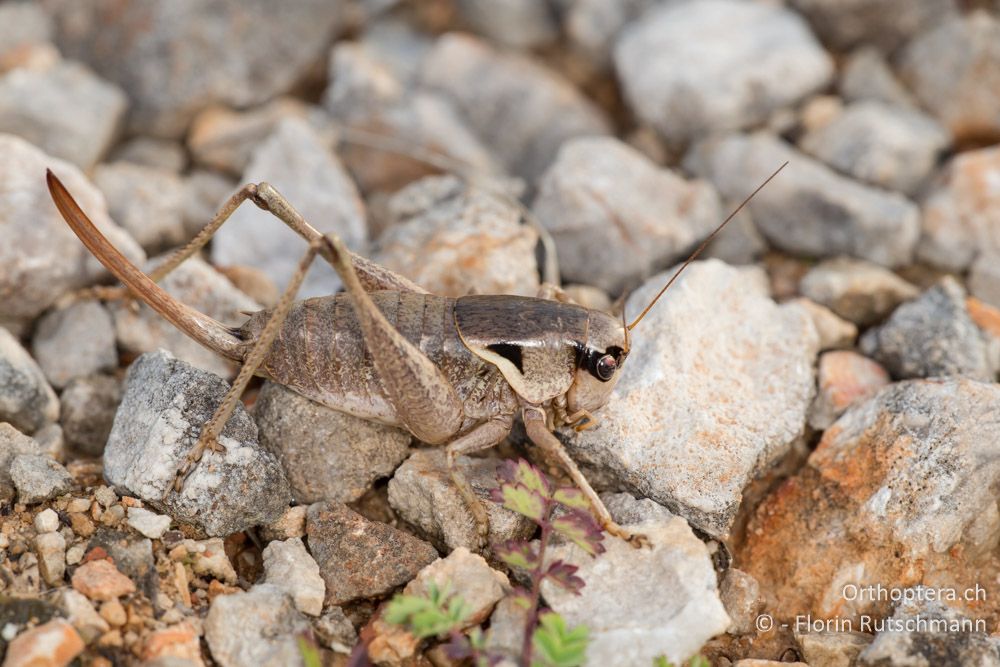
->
522;406;650;548
445;414;515;552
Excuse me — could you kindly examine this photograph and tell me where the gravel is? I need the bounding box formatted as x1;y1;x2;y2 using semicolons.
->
614;0;832;146
103;350;291;536
31;301;117;390
532;136;721;295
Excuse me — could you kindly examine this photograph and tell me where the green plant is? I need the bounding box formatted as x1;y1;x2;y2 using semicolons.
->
654;655;711;667
384;458;605;667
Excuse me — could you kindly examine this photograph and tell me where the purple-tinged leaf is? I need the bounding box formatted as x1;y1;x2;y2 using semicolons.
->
509;588;532;609
494;540;541;571
497;459;551;498
551;510;606;557
497;484;546;521
545;560;585;595
553;487;591;511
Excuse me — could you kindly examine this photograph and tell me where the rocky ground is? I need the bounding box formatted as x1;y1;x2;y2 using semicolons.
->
1;0;1000;666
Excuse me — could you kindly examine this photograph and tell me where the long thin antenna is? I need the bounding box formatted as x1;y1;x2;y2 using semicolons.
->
626;161;788;331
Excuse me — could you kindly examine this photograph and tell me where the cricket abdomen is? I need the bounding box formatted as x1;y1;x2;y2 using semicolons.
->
238;291;516;428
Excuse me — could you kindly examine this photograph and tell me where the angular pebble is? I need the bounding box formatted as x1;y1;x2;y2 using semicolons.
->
809;350;890;430
542;517;730;667
720;569;766;636
687;132;920;268
32;300;117;390
0;326;59;434
799;101;949;195
899;11;1000;143
740;379;1000;623
57;589;109;644
126;507;171;540
0;134;144;326
796;631;872;667
211;117;367;298
568;261;818;537
11;454;72;504
262;537;325;616
614;1;832;145
313;606;357;653
532;137;721;295
789;0;953;52
3;618;84;667
918;145;1000;271
839;47;917;108
93;161;188;252
104;350;291;536
799;256;919;326
112;256;259;378
387;449;535;552
59;374;122;456
860;277;993;380
0;424;42;503
48;0;349;138
204;584;310;667
254;380;410;504
374;175;539;297
34;531;66;586
71;559;136;601
306;501;438;605
421;33;610;182
786;298;858;351
0;60;127;169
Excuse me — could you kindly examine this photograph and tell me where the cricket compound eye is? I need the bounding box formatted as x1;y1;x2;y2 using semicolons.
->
595;354;617;381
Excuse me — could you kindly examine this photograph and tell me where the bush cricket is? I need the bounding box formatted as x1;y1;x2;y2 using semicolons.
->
45;160;785;549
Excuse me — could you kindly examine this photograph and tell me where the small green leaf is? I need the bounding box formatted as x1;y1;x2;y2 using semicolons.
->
551;511;606;557
296;634;322;667
384;582;470;639
688;657;710;667
497;459;551;498
494;540;541;570
531;612;589;667
498;484;547;521
553;487;591;511
653;657;673;667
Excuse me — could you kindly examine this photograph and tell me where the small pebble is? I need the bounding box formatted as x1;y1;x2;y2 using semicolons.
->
34;532;66;586
126;507;172;540
3;618;84;667
262;537;325;616
71;559;137;601
11;454;73;504
34;508;59;534
99;600;127;627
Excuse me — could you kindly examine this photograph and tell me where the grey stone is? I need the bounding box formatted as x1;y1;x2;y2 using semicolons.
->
204;584;310;667
0;134;145;326
93;162;187;253
541;517;730;667
898;11;1000;144
387;449;535;552
599;492;675;526
47;0;350;138
262;537;325;616
324;43;502;194
532;136;721;295
861;277;993;381
112;255;259;378
455;0;558;49
313;606;357;653
34;531;66;586
181;169;237;238
187;97;330;176
614;1;832;146
254;381;410;504
32;423;65;463
0;326;59;434
796;631;872;667
799;101;949;195
786;298;858;351
720;569;765;636
211;117;367;299
789;0;954;52
421;33;610;183
110;136;187;172
917;145;1000;272
374;175;539;297
306;501;438;605
840;47;917;108
0;60;127;169
799;257;920;326
567;261;818;537
485;595;528;660
0;424;42;503
970;252;1000;309
686;132;920;268
0;3;52;63
703;206;767;266
858;589;1000;666
59;375;122;456
563;0;658;68
10;454;73;504
32;300;117;390
103;350;291;536
355;17;434;89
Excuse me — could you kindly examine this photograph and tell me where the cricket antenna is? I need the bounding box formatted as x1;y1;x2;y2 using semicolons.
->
625;161;788;332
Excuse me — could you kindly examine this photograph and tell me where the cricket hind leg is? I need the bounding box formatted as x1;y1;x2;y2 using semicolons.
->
522;406;650;548
171;237;322;492
444;414;515;552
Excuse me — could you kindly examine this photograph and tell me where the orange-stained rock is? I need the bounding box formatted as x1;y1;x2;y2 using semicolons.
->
809;350;890;429
4;618;84;667
739;379;1000;627
71;559;136;601
967;296;1000;339
142;623;204;665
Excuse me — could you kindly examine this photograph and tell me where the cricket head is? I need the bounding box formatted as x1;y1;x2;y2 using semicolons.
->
567;309;629;413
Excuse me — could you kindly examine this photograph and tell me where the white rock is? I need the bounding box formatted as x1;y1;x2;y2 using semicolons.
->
204;584;310;667
568;261;818;537
93;161;188;252
187;538;238;584
33;508;59;533
126;506;172;539
614;1;832;145
211;116;367;299
34;531;66;586
542;517;730;667
262;537;325;616
58;589;109;644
